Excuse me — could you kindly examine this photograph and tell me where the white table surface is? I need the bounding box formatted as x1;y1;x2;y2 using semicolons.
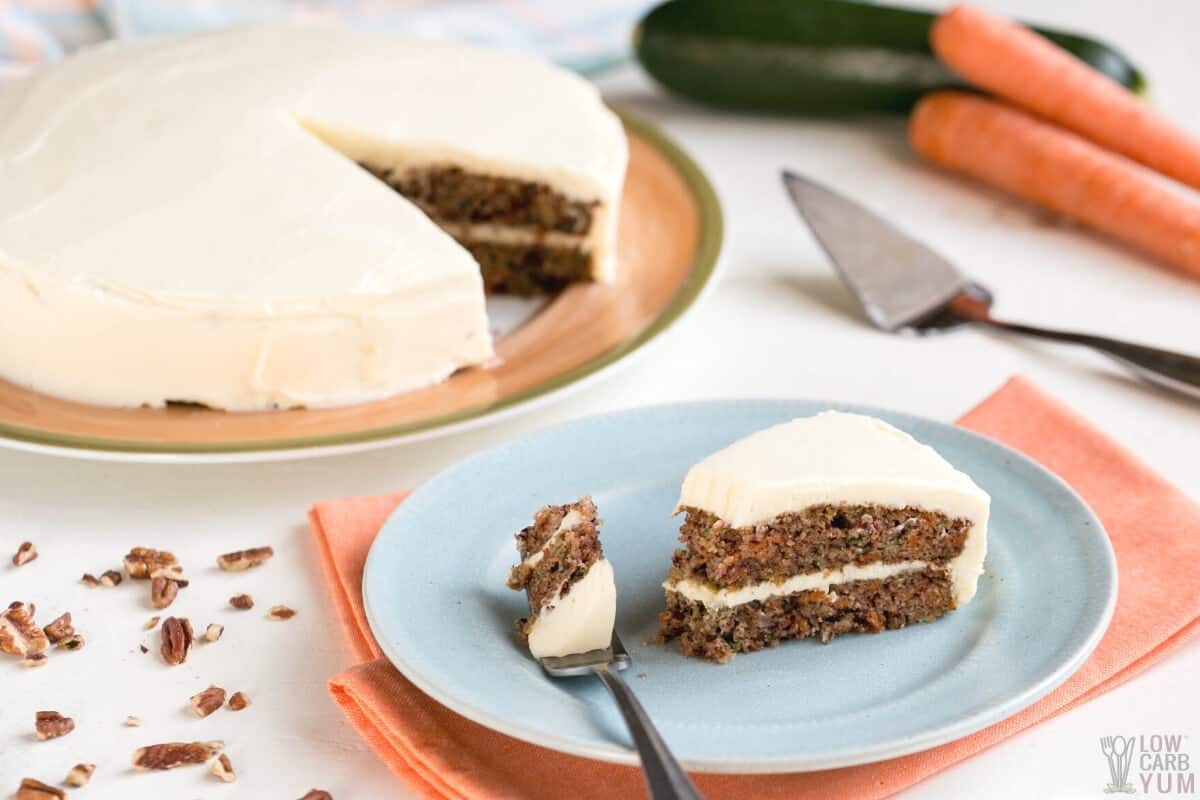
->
3;1;1198;797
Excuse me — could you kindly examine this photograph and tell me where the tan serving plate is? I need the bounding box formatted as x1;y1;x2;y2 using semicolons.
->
0;113;722;460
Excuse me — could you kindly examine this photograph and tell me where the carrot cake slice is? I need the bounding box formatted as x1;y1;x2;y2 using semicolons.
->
507;497;616;658
658;411;990;662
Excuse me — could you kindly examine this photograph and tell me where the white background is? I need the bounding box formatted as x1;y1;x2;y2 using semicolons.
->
2;1;1198;797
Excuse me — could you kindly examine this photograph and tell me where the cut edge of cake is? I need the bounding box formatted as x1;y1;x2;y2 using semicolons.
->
507;496;617;659
657;411;990;663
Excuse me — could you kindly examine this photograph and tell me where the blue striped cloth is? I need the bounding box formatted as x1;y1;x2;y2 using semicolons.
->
0;0;655;78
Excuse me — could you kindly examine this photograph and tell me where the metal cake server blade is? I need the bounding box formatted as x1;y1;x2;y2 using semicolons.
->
781;170;1200;400
782;170;967;331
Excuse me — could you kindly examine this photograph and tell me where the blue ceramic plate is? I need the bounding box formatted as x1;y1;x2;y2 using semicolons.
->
363;399;1116;773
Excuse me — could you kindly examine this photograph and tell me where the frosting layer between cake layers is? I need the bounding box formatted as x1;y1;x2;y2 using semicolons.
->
0;26;627;410
671;411;991;606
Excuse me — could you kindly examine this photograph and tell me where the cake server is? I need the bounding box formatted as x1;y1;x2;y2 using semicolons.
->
782;171;1200;400
540;633;704;800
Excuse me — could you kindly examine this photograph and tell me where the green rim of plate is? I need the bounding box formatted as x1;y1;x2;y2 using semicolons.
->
0;110;724;455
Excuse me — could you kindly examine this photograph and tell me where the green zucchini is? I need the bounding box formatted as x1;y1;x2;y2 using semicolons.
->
634;0;1145;114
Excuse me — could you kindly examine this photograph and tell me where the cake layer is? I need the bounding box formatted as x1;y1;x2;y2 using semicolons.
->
658;568;955;663
466;242;593;295
676;411;990;605
0;26;627;409
507;502;601;613
671;504;971;589
370;166;599;235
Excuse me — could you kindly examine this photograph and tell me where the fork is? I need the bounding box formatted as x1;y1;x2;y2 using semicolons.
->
541;633;704;800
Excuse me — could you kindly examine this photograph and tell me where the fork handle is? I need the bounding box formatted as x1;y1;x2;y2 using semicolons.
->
978;318;1200;400
593;664;705;800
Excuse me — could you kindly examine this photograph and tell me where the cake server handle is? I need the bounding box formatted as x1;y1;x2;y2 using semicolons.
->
593;663;705;800
943;291;1200;400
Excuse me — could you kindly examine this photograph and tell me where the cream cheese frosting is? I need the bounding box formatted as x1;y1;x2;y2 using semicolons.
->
675;411;991;605
0;26;627;410
527;558;617;659
666;560;934;609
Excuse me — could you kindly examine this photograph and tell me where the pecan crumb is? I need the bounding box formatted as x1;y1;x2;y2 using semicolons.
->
150;575;180;609
12;541;37;567
16;777;65;800
227;691;250;711
160;617;193;666
124;547;178;579
57;634;85;652
34;710;74;741
131;740;222;770
216;546;274;572
80;573;100;587
229;594;254;610
99;569;123;587
22;652;48;668
139;644;148;654
203;623;224;642
189;685;227;718
1;601;49;656
64;763;95;787
145;616;160;630
123;715;141;727
210;753;236;783
267;605;296;621
299;791;334;800
41;613;73;644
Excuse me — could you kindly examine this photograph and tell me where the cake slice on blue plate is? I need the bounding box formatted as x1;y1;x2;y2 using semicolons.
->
658;411;991;663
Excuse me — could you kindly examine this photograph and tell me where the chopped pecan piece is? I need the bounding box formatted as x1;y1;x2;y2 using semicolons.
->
267;605;296;621
64;763;95;787
80;573;100;587
58;634;85;652
203;623;224;642
150;564;189;586
12;541;37;567
150;575;180;609
16;778;65;800
34;711;75;741
139;644;148;654
131;740;222;770
123;715;141;727
1;602;48;656
145;616;160;630
210;753;236;783
41;613;73;644
22;652;48;668
299;791;333;800
216;546;274;572
229;594;254;610
124;547;177;579
227;691;250;711
189;685;227;718
99;569;123;587
160;617;193;666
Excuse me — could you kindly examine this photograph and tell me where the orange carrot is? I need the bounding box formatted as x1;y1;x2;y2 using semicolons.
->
931;5;1200;191
910;91;1200;278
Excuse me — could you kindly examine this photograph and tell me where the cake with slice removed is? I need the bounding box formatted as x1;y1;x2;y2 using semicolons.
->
507;496;616;658
0;26;626;410
657;411;990;662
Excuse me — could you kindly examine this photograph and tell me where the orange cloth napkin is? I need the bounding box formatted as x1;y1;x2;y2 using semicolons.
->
311;376;1200;800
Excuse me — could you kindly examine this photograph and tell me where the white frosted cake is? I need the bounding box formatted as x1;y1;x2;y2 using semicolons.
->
658;411;990;662
507;497;616;659
0;27;627;410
